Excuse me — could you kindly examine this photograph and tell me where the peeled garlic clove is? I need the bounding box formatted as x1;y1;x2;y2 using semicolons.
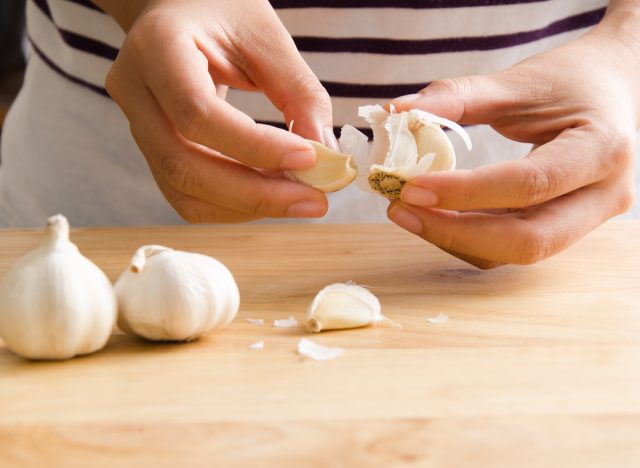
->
305;282;393;333
358;105;472;199
0;214;117;360
286;140;358;192
115;245;240;342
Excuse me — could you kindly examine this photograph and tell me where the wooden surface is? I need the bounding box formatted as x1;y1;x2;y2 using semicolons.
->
1;222;639;467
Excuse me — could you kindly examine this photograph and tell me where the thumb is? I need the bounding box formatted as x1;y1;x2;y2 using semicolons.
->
239;11;337;149
389;74;518;125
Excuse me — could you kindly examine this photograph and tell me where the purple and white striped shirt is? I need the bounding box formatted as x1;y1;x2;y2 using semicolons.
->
1;0;621;227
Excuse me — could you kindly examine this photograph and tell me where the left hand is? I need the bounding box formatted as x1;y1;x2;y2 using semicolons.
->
387;10;638;269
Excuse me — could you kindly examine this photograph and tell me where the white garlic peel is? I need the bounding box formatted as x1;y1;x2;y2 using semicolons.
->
356;105;472;199
0;215;117;360
115;245;240;342
297;338;344;361
305;283;396;333
286;140;358;192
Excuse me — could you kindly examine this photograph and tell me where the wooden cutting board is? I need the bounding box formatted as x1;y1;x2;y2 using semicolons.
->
1;222;639;467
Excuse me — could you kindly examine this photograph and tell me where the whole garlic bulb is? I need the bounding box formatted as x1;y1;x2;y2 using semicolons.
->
340;105;472;199
305;282;397;333
0;214;117;360
115;245;240;341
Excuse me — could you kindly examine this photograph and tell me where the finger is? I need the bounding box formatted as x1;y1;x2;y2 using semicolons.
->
146;163;261;224
387;178;624;265
127;33;317;171
439;248;505;270
401;127;617;211
109;64;328;220
389;72;520;125
233;8;337;149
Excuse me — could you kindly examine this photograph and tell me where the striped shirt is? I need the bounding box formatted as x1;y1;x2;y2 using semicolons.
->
2;0;629;227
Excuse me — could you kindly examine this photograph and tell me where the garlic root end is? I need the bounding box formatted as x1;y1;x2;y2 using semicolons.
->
306;317;323;333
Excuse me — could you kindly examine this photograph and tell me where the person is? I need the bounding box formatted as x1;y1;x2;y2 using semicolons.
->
1;0;637;269
0;0;26;131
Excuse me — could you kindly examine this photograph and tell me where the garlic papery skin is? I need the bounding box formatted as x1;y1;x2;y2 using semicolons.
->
358;105;472;199
115;245;240;342
0;214;117;360
305;283;392;333
286;140;358;192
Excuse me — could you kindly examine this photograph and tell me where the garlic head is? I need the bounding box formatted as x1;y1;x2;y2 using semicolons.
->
358;105;472;199
0;214;117;360
305;282;395;333
287;140;358;192
115;245;240;341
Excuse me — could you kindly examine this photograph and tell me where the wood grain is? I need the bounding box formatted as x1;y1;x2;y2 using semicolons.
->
1;222;639;467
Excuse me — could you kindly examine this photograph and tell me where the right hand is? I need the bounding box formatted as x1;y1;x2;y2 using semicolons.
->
104;0;334;223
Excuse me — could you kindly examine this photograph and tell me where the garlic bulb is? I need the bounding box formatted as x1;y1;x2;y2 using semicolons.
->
305;282;396;333
115;245;240;341
343;105;472;199
0;214;117;360
287;140;358;192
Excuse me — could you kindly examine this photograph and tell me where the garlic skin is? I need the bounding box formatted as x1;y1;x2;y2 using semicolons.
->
305;283;393;333
287;140;358;192
356;105;472;199
115;245;240;341
0;214;116;360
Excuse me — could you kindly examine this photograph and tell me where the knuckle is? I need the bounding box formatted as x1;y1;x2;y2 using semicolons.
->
177;203;210;225
424;77;469;121
245;123;268;167
241;185;274;216
303;80;331;108
521;163;553;206
476;260;503;271
104;66;119;100
440;212;462;251
460;170;479;210
428;78;462;95
173;98;209;142
610;132;636;169
159;153;195;193
516;227;554;265
174;204;198;224
590;121;636;173
615;187;636;215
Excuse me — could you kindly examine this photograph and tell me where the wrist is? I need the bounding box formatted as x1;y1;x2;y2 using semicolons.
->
590;7;640;129
90;0;160;32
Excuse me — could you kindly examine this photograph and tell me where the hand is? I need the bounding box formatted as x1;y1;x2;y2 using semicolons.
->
101;0;335;223
387;8;638;269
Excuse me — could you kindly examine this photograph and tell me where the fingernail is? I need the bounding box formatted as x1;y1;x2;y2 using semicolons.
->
323;126;340;152
401;186;439;207
287;201;326;218
281;150;316;170
388;206;423;234
393;94;422;104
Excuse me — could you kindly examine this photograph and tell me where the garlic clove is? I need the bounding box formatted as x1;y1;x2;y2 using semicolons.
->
413;123;456;172
115;245;240;342
356;105;472;199
0;214;117;360
305;282;396;333
286;140;358;192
